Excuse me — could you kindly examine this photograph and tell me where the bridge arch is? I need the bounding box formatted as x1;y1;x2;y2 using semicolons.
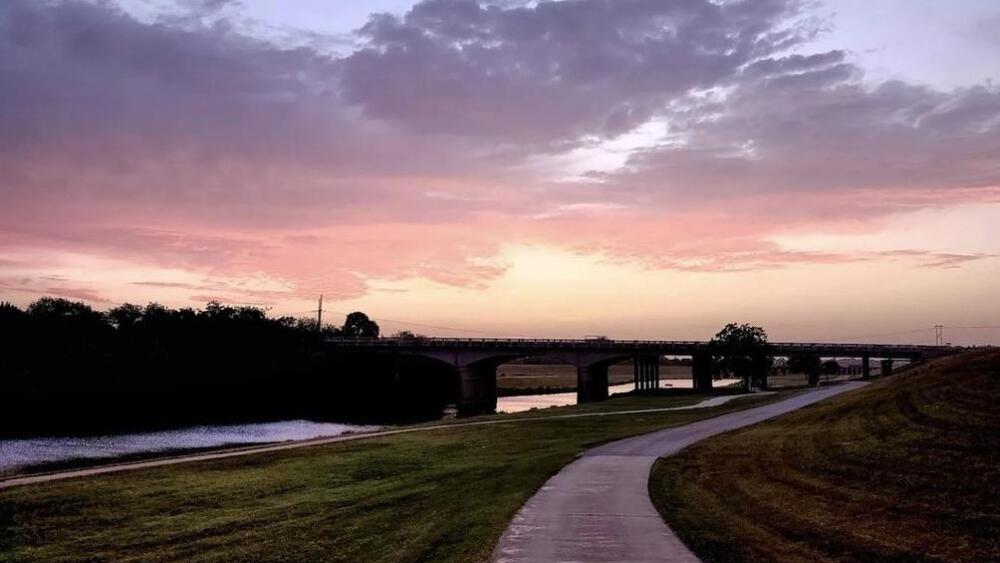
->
324;337;950;416
405;349;644;414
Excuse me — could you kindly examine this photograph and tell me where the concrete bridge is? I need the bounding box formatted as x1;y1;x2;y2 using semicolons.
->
325;337;954;415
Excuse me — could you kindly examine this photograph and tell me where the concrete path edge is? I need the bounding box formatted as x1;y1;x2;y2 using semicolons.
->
492;382;868;563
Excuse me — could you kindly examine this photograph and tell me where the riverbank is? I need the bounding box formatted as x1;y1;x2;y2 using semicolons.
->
0;381;704;477
0;389;792;562
0;391;770;487
0;420;378;478
649;351;999;563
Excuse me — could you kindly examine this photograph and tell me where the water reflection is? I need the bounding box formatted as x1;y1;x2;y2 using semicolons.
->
0;420;378;474
3;379;744;474
497;378;738;414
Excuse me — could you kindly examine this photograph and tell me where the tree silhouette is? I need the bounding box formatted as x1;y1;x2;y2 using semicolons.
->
788;352;822;386
710;323;774;391
341;311;380;337
107;303;143;330
0;298;427;438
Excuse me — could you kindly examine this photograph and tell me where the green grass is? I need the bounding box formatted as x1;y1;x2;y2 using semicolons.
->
649;351;1000;563
0;391;786;562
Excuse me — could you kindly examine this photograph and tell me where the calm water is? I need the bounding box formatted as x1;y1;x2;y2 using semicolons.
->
2;379;739;474
0;420;378;474
497;378;739;413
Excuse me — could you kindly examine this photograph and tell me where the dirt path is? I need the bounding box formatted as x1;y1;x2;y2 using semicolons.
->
0;393;765;489
492;382;866;563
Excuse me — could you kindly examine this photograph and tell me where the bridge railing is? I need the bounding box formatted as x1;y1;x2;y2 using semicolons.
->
323;336;957;354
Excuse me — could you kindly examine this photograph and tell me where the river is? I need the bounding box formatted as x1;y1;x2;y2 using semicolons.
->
1;378;732;474
497;377;740;413
0;420;378;475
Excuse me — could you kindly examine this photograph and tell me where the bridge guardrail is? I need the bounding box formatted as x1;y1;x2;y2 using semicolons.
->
322;337;958;356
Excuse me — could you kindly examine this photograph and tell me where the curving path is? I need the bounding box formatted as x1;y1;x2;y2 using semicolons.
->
493;382;867;563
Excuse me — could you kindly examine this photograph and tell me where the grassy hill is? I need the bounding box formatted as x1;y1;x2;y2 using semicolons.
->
650;350;1000;563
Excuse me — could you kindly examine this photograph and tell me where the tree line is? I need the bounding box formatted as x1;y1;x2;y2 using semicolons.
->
0;298;450;438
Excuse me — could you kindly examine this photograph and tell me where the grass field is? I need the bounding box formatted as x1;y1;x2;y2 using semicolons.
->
649;351;1000;563
0;390;784;563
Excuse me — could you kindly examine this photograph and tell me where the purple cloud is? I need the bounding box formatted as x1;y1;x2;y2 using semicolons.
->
1;0;998;308
596;57;1000;206
340;0;808;146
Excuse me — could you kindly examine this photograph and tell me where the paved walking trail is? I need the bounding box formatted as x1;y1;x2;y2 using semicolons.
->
1;393;761;490
493;382;867;563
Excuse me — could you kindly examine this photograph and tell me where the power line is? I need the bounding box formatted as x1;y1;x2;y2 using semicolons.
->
825;327;936;342
333;312;510;335
319;307;530;337
826;324;1000;344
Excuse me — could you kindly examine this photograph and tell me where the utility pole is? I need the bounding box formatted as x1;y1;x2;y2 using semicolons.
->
934;324;943;346
317;294;324;331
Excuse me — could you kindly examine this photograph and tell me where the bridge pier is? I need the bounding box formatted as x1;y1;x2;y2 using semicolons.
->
692;352;713;392
880;358;894;376
633;358;640;391
457;362;498;416
577;363;610;403
323;340;942;417
632;355;660;392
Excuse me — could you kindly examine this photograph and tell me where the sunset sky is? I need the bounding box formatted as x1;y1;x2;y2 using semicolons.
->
2;0;999;343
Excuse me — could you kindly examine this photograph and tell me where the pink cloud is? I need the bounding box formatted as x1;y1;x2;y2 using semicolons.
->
1;0;999;310
41;287;113;303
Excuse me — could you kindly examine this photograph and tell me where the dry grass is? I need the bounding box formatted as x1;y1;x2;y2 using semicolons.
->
650;351;1000;563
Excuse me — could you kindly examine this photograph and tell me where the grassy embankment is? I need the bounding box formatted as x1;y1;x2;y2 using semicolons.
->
650;351;1000;563
0;389;788;562
1;391;714;479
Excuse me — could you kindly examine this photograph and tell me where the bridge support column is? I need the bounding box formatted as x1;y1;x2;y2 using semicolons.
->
692;352;713;392
651;356;660;390
633;356;659;392
880;359;894;376
457;363;497;416
634;356;642;391
862;355;871;379
633;357;640;391
577;363;610;404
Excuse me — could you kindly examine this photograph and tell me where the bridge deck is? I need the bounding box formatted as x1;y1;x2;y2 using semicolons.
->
325;337;953;359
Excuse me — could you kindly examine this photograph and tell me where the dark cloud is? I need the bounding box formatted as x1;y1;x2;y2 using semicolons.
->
340;0;808;146
599;55;1000;205
0;0;340;154
0;0;371;229
0;0;536;229
0;0;998;298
